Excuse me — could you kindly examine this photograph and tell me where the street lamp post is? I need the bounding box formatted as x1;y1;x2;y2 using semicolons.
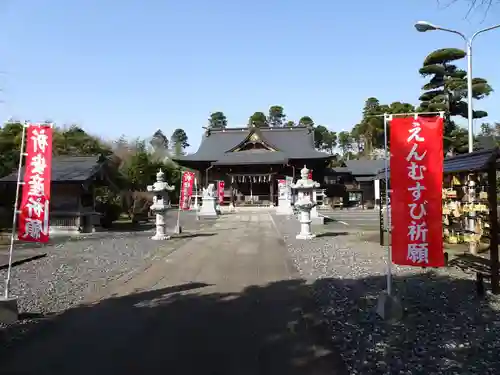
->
415;21;500;153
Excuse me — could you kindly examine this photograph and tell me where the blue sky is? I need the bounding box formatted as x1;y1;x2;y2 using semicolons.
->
1;0;499;152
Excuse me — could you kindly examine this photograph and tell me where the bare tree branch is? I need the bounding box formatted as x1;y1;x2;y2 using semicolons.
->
437;0;499;19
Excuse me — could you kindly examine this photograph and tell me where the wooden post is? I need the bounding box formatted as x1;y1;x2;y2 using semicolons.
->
269;174;274;206
488;162;499;294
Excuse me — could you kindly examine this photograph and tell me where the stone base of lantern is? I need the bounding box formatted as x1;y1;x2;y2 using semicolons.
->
151;212;170;240
151;233;171;240
296;232;316;240
296;215;316;240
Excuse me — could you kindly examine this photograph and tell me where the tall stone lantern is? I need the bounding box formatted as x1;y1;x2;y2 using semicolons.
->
147;169;175;240
291;165;320;240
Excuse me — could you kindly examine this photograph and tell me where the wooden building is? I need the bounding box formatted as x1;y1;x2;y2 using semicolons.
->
0;155;122;234
173;125;330;206
324;159;385;208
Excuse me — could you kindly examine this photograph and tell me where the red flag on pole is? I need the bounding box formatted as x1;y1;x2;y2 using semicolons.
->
180;171;195;210
18;124;53;243
390;115;444;267
217;181;225;204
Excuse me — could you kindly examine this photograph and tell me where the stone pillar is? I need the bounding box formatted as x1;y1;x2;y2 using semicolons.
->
297;209;315;240
320;189;328;208
269;175;274;207
276;180;293;215
310;190;324;225
229;182;235;212
152;212;168;240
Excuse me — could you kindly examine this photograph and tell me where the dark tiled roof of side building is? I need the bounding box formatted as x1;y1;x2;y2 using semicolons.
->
0;155;106;183
342;159;386;176
377;147;500;180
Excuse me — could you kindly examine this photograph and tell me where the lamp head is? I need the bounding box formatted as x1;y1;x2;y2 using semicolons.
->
414;21;438;32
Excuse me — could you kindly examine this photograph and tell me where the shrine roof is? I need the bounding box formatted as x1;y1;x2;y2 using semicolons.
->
0;155;107;183
212;150;288;166
443;148;500;173
354;175;378;182
342;159;386;176
173;126;330;165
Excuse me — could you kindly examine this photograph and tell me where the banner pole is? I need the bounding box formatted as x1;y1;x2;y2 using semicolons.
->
176;173;183;233
176;201;181;231
4;122;28;299
194;177;199;220
194;177;198;210
383;113;393;297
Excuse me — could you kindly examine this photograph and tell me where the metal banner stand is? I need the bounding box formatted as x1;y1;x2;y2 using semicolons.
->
376;111;443;321
0;121;29;323
175;200;182;234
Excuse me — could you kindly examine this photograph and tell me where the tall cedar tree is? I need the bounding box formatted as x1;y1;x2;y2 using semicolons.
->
208;112;227;129
268;106;286;127
248;112;268;128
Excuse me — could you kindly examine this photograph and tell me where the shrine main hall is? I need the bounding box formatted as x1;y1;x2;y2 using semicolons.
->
173;125;330;206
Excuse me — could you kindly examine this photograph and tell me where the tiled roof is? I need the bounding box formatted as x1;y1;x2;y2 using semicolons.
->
212;150;288;165
343;159;386;176
174;126;330;164
355;175;377;182
443;148;499;173
377;148;500;180
0;156;105;183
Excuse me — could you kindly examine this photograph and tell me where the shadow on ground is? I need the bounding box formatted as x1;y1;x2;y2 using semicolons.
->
313;272;500;374
0;280;347;375
1;274;499;374
0;213;212;252
315;232;349;238
102;221;156;232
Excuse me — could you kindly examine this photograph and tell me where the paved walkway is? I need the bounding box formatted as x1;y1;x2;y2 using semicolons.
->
1;211;346;375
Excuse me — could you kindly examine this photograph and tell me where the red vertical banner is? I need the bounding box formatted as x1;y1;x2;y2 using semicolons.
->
390;116;444;267
217;181;225;204
308;170;313;180
18;124;53;243
180;171;195;210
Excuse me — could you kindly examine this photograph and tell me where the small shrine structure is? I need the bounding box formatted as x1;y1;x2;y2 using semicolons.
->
172;125;330;207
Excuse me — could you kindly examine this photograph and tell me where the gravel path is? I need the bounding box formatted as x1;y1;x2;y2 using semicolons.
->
0;212;211;347
272;213;500;375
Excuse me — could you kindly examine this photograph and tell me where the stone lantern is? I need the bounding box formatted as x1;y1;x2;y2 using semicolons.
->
147;169;175;240
291;165;320;240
